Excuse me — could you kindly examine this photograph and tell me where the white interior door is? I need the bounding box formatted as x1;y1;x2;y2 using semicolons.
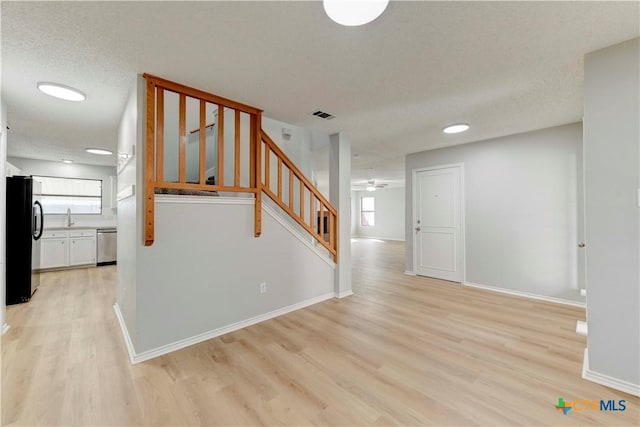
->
414;165;463;282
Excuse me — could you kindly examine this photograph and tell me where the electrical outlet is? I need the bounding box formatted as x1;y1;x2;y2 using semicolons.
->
260;282;267;294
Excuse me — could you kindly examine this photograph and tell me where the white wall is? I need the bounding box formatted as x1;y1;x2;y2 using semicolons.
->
7;157;117;228
1;99;8;332
134;197;334;353
584;38;639;390
406;123;584;304
353;187;405;241
350;191;357;237
116;75;144;348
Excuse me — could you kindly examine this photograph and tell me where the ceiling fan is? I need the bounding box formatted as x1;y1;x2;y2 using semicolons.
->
361;180;388;192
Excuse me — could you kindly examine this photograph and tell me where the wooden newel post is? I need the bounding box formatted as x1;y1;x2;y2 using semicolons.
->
254;112;263;237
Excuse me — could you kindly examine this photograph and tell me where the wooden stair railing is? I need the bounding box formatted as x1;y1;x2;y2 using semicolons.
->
260;131;338;262
143;74;337;263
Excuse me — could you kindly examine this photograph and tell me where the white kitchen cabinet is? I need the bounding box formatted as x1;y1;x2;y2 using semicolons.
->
69;237;96;266
41;238;68;269
40;228;97;269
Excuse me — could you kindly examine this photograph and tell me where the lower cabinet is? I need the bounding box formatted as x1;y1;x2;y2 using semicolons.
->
41;237;68;269
41;229;97;269
69;237;96;266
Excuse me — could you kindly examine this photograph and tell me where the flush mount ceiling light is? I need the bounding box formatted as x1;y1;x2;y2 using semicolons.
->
86;148;113;155
61;159;73;164
37;82;86;102
323;0;389;26
443;123;470;134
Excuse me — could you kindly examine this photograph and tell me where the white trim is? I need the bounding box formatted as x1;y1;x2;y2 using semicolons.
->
1;323;10;335
352;235;405;242
122;292;335;364
263;202;335;267
411;163;466;284
113;303;136;364
464;281;586;308
576;320;588;337
156;195;254;205
582;348;640;396
117;185;135;201
404;270;416;276
335;290;354;298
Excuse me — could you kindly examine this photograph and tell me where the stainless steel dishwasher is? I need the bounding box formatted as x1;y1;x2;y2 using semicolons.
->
97;228;117;266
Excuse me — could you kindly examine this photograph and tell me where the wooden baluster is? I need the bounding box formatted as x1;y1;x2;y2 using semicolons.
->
250;114;256;188
199;100;206;185
144;79;156;246
264;145;270;189
277;158;283;199
309;194;314;230
254;114;262;237
234;110;240;187
217;105;224;186
329;212;334;246
300;182;305;223
319;203;324;239
178;94;186;183
289;170;294;209
156;88;164;182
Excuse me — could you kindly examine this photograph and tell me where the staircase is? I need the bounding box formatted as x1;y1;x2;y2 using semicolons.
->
142;74;338;262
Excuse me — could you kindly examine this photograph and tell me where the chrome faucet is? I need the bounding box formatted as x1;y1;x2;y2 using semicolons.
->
66;208;74;227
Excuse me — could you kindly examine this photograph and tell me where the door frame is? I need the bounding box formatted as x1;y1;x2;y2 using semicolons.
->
411;163;466;284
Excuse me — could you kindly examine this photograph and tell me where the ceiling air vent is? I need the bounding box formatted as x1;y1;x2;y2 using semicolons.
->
312;110;335;120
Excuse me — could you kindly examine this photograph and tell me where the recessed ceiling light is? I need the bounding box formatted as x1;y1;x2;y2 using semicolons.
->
37;82;86;101
443;123;470;134
323;0;389;26
62;159;73;164
86;148;113;155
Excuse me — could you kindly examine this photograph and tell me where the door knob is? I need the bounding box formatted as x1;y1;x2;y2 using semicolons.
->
415;227;421;232
578;242;585;248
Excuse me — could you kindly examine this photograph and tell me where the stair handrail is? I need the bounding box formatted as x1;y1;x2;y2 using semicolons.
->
260;131;338;262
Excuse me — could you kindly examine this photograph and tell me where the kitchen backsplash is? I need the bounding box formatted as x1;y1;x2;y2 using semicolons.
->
44;212;117;229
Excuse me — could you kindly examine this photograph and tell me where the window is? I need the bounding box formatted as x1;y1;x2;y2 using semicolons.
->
361;196;375;226
34;176;102;214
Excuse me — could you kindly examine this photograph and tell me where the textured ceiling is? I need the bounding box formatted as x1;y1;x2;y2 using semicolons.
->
2;1;638;187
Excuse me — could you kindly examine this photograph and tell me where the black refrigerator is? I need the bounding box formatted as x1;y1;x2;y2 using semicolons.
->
6;176;44;305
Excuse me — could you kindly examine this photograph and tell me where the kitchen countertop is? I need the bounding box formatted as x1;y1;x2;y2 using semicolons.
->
44;226;116;231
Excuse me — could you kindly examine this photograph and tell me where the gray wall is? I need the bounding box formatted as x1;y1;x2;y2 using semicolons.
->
353;187;405;241
116;76;144;347
584;38;639;387
135;198;334;352
406;123;584;303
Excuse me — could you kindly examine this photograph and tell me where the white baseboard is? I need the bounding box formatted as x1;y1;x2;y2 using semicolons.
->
353;235;405;242
115;292;335;364
113;303;136;364
582;348;640;396
335;290;354;298
403;270;416;276
1;323;10;335
464;281;585;308
576;320;588;337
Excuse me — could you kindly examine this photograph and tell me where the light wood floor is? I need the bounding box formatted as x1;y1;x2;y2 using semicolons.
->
2;239;638;426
